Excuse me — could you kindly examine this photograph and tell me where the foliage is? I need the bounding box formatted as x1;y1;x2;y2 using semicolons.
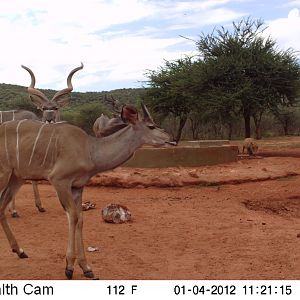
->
143;17;300;140
1;16;300;142
75;102;110;134
144;56;203;142
196;17;300;138
0;83;143;134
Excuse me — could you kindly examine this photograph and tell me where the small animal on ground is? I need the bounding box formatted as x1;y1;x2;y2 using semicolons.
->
242;138;258;156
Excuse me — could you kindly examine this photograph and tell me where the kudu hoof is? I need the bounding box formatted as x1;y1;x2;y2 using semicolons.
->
19;252;29;259
12;249;28;258
84;271;95;278
65;269;74;280
38;207;46;213
11;212;20;218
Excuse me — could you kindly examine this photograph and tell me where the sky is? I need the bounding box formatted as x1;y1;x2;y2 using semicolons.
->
0;0;300;92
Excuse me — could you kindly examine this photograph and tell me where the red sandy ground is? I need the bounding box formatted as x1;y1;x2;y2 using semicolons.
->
1;155;300;280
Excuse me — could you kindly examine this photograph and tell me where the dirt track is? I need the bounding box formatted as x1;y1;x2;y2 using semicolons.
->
1;156;300;280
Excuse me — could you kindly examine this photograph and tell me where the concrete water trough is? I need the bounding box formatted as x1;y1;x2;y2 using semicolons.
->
187;140;230;147
124;141;238;168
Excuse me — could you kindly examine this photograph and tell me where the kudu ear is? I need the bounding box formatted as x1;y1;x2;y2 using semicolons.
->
141;103;154;124
51;62;84;108
121;105;139;124
21;65;50;111
51;93;71;108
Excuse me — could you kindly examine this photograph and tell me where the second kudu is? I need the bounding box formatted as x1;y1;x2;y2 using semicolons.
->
93;95;138;138
4;63;83;217
0;103;172;279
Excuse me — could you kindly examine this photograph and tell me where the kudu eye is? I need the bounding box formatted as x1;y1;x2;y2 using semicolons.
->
147;125;156;130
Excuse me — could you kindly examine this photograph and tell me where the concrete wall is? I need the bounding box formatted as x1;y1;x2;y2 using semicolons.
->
123;145;239;168
187;140;230;147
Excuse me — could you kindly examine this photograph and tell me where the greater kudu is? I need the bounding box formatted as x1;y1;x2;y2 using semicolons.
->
0;110;41;217
93;97;138;138
5;63;83;217
0;104;172;279
0;110;38;123
93;113;110;137
93;95;121;137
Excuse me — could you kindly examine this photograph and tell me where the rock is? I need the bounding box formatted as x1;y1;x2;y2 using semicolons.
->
87;246;99;252
189;170;199;178
102;204;131;224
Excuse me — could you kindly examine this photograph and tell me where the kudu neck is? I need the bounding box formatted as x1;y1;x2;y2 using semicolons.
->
88;124;142;172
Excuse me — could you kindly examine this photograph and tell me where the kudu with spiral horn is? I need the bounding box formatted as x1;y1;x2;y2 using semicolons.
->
7;63;84;217
0;102;173;279
21;63;84;123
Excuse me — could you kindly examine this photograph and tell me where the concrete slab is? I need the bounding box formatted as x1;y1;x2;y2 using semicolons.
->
123;145;239;168
187;140;230;147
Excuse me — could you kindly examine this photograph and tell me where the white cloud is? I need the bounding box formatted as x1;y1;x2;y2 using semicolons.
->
167;7;244;30
284;0;300;7
0;0;246;91
265;8;300;52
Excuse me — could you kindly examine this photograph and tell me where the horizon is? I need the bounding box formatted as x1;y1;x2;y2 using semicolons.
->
0;0;300;92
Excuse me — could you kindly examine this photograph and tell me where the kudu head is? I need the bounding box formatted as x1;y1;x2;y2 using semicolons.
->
126;103;175;147
21;63;84;123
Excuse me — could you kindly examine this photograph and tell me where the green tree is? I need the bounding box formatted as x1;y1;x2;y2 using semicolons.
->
271;105;299;136
62;102;109;134
196;18;300;138
144;56;201;142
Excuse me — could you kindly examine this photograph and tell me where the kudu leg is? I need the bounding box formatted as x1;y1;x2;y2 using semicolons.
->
7;181;45;217
72;187;94;278
32;181;46;212
7;197;20;218
0;174;27;258
51;181;83;279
